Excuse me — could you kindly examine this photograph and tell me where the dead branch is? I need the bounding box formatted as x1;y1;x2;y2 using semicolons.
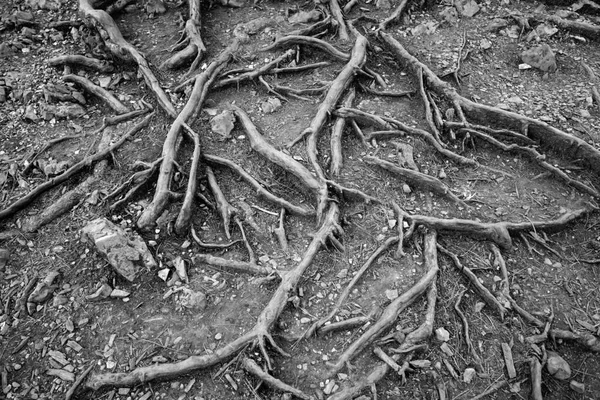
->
160;0;206;74
330;88;356;176
204;154;314;217
63;74;129;114
192;254;269;275
328;230;439;374
47;54;114;73
365;156;467;206
65;362;95;400
241;358;313;400
137;40;240;230
0;113;153;223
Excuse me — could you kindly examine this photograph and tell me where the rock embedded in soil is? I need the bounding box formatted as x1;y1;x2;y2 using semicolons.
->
210;110;236;139
546;351;571;380
81;218;157;282
435;327;450;342
569;380;585;394
520;44;557;72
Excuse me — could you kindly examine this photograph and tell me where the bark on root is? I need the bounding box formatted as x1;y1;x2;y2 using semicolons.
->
47;54;114;73
63;74;129;114
160;0;206;74
136;40;239;230
380;31;600;174
327;230;439;374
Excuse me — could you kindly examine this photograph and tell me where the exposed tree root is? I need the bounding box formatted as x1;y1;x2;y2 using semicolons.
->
241;358;313;400
204;154;314;217
329;0;349;41
261;35;350;61
160;0;206;74
79;0;176;117
402;204;594;249
455;289;484;371
63;74;129;114
274;208;289;251
437;244;507;320
380;31;600;174
327;230;439;374
0;113;153;223
378;0;409;31
206;166;238;240
288;34;367;159
105;158;162;211
365;156;467;206
47;54;114;73
174;124;203;235
137;40;240;230
231;104;328;222
529;357;543;400
330;88;356;176
190;225;241;249
23;134;83;175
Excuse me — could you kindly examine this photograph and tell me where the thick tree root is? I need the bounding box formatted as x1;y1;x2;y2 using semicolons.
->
288;34;367;151
380;31;600;174
136;40;239;230
403;204;594;249
63;74;129;114
241;358;313;400
79;0;176;116
0;113;153;223
261;35;350;61
329;0;349;41
204;154;314;217
327;230;439;374
192;254;268;275
174;124;203;234
47;54;114;73
231;104;328;222
160;0;206;74
330;88;355;176
365;156;467;206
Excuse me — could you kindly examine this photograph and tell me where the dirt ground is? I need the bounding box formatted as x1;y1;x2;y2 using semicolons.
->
1;0;600;399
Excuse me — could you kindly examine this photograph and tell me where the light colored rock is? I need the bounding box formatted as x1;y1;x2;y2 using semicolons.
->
463;367;476;383
569;380;585;394
435;327;450;342
547;351;571;380
210;110;236;139
179;287;206;311
520;44;556;72
261;97;282;113
81;218;157;282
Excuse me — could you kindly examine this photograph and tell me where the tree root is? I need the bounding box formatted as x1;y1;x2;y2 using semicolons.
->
288;34;367;152
330;88;356;176
206;166;238;240
105;158;162;211
192;253;269;275
274;208;288;251
437;244;507;320
462;127;600;198
455;289;484;371
47;54;114;73
231;104;328;222
190;225;241;249
160;0;206;74
329;0;349;41
204;154;314;217
261;35;350;61
241;358;313;400
0;113;153;223
63;74;129;114
174;124;203;235
365;156;467;207
327;229;439;374
529;357;543;400
403;204;594;249
378;0;409;31
79;0;176;116
380;31;600;174
136;40;239;230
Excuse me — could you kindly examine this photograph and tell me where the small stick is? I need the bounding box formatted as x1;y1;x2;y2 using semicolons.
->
273;208;289;252
501;343;517;379
65;362;95;400
467;378;510;400
350;119;370;147
373;346;403;374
